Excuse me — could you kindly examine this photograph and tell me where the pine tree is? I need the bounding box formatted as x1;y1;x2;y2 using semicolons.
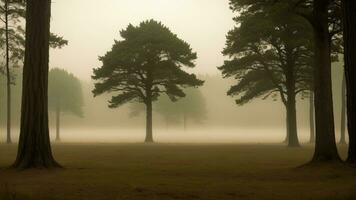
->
93;20;204;143
12;0;60;169
221;1;314;147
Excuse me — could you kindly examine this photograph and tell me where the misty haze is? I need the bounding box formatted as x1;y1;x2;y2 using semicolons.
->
0;0;356;200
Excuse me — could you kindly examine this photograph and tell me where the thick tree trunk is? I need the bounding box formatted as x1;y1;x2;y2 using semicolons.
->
310;0;340;162
5;0;12;144
145;100;153;143
340;75;347;144
343;0;356;164
12;0;60;169
285;93;300;147
55;104;61;142
284;38;300;147
283;116;290;144
309;92;315;143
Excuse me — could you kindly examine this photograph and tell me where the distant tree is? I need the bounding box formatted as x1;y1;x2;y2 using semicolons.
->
49;68;84;142
0;0;67;144
155;88;207;130
12;0;60;169
92;20;204;143
342;0;356;164
220;2;313;147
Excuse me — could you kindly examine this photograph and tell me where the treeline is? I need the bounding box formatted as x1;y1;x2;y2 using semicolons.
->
219;0;354;163
0;0;354;169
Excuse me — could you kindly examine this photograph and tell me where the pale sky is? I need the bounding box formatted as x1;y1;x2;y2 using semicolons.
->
49;0;235;80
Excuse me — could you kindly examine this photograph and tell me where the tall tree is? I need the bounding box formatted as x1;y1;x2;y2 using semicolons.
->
288;0;342;162
92;20;203;143
309;0;340;162
12;0;60;169
221;2;313;147
0;0;67;144
49;68;84;142
342;0;356;164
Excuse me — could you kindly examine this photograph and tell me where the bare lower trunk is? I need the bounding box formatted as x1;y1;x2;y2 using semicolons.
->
12;0;60;169
145;100;153;143
310;0;340;163
340;75;347;144
5;0;12;144
309;92;315;143
286;97;300;147
55;104;61;142
343;0;356;164
283;116;290;144
285;38;299;147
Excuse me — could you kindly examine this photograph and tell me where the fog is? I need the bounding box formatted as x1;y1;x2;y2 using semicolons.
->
49;0;235;80
0;0;347;144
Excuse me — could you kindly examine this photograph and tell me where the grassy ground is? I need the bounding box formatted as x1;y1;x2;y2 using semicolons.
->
0;143;355;200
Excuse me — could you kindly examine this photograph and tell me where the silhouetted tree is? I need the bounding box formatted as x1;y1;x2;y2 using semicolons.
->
155;88;207;130
221;1;313;147
12;0;60;169
92;20;204;143
342;0;356;164
285;0;342;162
0;0;67;144
49;68;84;142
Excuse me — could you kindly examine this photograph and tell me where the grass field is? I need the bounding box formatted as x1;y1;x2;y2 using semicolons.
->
0;143;355;200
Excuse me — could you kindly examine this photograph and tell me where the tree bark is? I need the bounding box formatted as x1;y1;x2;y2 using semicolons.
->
285;88;300;147
283;116;290;144
310;0;340;162
342;0;356;164
340;75;347;144
12;0;60;169
5;0;12;144
145;100;153;143
55;103;61;142
284;37;300;147
309;92;315;143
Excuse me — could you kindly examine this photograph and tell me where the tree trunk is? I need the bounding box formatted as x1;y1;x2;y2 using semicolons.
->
55;104;61;142
283;116;290;144
284;36;300;147
340;75;347;144
309;92;315;143
342;0;356;164
5;0;12;144
285;96;299;147
12;0;60;169
145;100;153;143
310;0;340;162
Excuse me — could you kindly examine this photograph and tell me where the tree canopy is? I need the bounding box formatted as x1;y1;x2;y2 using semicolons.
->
0;0;68;70
49;68;84;117
93;20;203;107
92;20;204;142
